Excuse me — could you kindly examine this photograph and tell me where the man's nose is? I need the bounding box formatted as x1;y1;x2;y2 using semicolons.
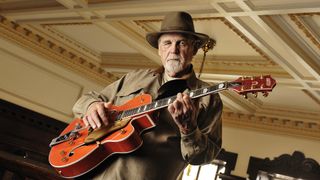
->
169;43;179;53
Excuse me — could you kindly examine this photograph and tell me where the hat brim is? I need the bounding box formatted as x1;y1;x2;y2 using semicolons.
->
146;30;209;49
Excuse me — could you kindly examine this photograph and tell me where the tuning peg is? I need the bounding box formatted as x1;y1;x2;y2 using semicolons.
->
263;92;269;97
243;93;248;99
252;92;258;98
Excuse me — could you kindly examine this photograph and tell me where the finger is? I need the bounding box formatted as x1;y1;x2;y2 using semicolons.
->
179;94;188;113
176;93;183;102
172;100;183;117
91;110;102;128
182;94;193;114
174;94;189;120
104;102;114;125
174;93;184;110
104;102;112;109
96;104;108;125
87;115;97;129
82;116;89;127
168;104;175;114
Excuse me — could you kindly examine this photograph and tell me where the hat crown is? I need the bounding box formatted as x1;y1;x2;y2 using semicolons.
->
161;12;195;32
146;11;209;49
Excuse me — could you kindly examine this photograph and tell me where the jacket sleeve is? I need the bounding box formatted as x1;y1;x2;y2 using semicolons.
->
180;93;223;165
72;75;126;118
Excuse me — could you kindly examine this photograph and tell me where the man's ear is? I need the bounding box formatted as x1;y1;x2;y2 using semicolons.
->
192;40;201;55
193;48;198;55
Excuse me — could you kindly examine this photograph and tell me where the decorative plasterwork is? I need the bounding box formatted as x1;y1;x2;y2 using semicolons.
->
0;15;118;85
38;24;102;61
101;52;275;68
289;13;320;51
100;52;289;78
101;52;159;69
223;111;320;141
287;13;320;106
220;18;276;66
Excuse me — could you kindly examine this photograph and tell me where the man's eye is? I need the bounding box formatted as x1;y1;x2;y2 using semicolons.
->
179;41;187;46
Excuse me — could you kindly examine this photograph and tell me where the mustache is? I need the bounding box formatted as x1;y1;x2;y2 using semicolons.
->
167;56;181;61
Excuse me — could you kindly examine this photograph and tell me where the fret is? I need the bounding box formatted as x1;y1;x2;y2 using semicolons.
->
116;112;123;120
156;99;166;107
146;104;152;111
128;109;135;116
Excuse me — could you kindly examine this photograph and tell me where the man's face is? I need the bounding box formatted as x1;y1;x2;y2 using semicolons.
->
158;33;196;77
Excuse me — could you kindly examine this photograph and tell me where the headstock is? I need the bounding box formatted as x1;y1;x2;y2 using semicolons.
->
228;75;276;98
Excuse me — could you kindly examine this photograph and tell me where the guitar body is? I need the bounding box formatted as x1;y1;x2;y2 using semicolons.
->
48;94;156;178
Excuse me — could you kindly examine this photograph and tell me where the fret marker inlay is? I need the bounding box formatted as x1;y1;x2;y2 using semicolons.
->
203;88;208;93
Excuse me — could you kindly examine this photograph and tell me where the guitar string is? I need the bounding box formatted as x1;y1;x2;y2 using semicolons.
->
117;82;227;121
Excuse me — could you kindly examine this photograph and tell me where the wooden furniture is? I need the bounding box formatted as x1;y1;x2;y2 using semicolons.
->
0;99;68;180
247;151;320;180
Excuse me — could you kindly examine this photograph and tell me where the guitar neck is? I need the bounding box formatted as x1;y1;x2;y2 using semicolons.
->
118;81;238;119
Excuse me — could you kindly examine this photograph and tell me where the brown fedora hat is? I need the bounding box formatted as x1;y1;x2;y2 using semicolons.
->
146;11;209;49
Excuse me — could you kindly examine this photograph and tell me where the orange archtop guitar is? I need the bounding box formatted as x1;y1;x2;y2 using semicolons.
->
48;75;276;178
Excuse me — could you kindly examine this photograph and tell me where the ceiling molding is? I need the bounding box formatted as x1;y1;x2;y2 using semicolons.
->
210;1;320;105
223;111;320;141
2;1;320;21
0;15;118;85
101;52;159;70
28;24;102;62
94;21;161;64
256;106;320;124
264;15;320;78
220;18;275;65
100;52;289;78
289;14;320;51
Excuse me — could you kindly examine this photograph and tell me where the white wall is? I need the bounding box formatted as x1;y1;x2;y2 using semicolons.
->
0;37;103;123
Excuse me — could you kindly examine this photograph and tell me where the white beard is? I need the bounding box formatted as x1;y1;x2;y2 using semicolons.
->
165;60;183;76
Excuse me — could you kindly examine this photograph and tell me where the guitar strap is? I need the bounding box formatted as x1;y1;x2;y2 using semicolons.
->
156;79;190;100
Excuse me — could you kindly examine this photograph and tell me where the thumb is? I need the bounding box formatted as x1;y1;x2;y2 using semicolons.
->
104;102;112;109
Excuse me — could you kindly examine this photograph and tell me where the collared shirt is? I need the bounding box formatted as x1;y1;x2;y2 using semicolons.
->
73;67;223;180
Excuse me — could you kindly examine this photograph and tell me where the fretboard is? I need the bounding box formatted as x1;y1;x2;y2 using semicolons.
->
116;81;237;120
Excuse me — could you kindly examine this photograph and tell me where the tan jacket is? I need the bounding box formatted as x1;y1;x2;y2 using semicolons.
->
73;67;222;180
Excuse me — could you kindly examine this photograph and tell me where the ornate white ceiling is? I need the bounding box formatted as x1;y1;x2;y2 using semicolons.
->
0;0;319;140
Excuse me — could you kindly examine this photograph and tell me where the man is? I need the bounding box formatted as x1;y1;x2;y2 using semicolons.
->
73;11;223;180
